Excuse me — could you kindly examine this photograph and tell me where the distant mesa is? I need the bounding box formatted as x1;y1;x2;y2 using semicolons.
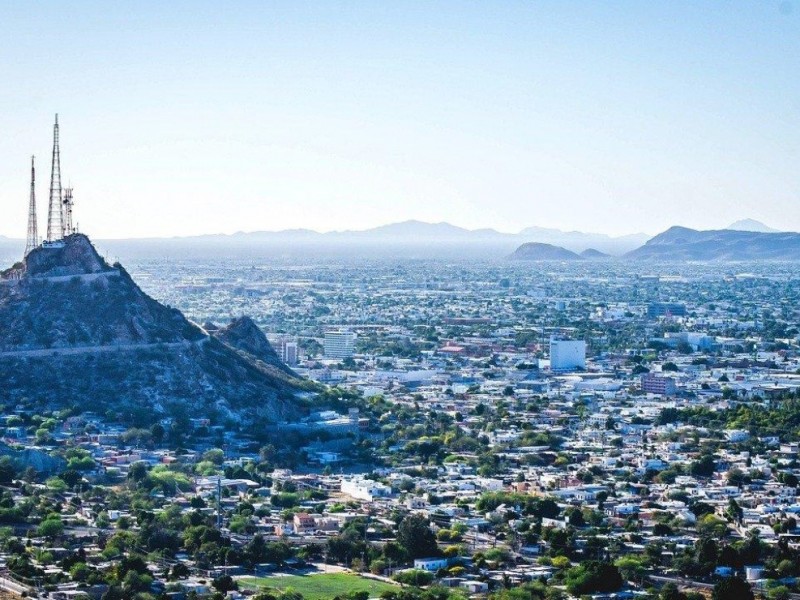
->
509;242;582;261
726;218;780;233
579;248;610;259
625;226;800;261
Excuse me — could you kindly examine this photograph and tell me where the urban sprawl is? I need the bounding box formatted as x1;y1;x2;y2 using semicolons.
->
2;256;800;600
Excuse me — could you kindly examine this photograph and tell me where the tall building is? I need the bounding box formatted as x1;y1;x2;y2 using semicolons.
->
641;373;677;395
268;335;299;366
284;341;298;366
324;330;356;359
549;336;586;372
279;339;298;366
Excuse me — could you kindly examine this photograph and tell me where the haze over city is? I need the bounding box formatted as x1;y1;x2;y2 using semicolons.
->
1;1;799;239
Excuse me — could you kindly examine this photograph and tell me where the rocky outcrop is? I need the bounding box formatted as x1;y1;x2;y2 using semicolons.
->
212;317;297;377
9;234;111;278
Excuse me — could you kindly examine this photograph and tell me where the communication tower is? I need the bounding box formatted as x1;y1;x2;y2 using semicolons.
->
45;114;64;243
63;187;75;236
24;156;39;256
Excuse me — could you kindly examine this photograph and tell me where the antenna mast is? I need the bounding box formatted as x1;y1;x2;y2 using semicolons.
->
46;114;63;242
25;156;39;256
63;187;75;236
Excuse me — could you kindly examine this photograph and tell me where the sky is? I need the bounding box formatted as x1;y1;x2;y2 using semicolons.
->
0;1;798;239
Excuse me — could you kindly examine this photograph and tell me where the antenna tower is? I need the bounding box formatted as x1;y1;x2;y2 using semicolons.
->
63;187;75;236
46;114;64;241
25;156;39;256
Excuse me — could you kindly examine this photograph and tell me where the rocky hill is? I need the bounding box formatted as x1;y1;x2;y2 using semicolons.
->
509;242;582;261
579;248;610;259
0;234;310;428
211;316;298;378
626;226;800;261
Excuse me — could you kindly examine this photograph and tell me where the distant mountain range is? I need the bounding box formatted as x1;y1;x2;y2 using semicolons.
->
625;226;800;261
2;219;798;262
136;220;649;255
0;220;649;259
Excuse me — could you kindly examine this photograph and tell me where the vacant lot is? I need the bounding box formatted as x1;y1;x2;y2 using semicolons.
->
239;572;398;599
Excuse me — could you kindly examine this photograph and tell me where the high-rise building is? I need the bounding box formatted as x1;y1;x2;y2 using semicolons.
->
324;330;357;359
282;340;298;366
268;335;299;366
549;336;586;372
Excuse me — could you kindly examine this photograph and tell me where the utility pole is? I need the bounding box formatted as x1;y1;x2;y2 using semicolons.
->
24;156;38;256
217;477;222;530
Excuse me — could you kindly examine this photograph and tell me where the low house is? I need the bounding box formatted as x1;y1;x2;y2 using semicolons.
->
414;557;449;572
461;581;489;593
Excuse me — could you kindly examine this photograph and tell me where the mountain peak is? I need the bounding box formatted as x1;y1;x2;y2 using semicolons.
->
726;219;779;233
2;234;111;280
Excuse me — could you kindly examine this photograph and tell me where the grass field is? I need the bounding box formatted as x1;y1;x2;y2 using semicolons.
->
239;572;399;599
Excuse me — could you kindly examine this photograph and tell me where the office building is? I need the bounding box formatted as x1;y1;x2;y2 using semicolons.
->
549;336;586;372
324;330;356;359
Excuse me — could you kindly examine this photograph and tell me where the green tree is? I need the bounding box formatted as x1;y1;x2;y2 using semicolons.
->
397;514;439;559
565;561;623;596
712;577;753;600
38;517;64;539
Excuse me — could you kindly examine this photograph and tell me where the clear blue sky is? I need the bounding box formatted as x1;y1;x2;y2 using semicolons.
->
0;1;798;238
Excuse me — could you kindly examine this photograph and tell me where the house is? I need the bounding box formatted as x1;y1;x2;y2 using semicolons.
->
414;557;449;572
341;477;391;501
461;581;489;593
293;513;316;534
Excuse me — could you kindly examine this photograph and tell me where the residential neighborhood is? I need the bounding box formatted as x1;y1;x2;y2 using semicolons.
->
0;258;798;600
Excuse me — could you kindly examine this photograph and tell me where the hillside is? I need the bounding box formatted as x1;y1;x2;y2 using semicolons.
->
509;242;582;261
626;226;800;261
0;234;309;428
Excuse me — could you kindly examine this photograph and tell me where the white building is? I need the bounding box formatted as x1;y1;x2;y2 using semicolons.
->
324;330;357;359
413;557;449;572
549;336;586;372
341;477;391;501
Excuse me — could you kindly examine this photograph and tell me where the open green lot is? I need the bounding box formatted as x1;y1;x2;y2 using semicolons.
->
239;572;400;599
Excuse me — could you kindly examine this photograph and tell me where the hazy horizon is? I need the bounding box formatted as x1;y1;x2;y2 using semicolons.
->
1;2;798;239
0;216;789;242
